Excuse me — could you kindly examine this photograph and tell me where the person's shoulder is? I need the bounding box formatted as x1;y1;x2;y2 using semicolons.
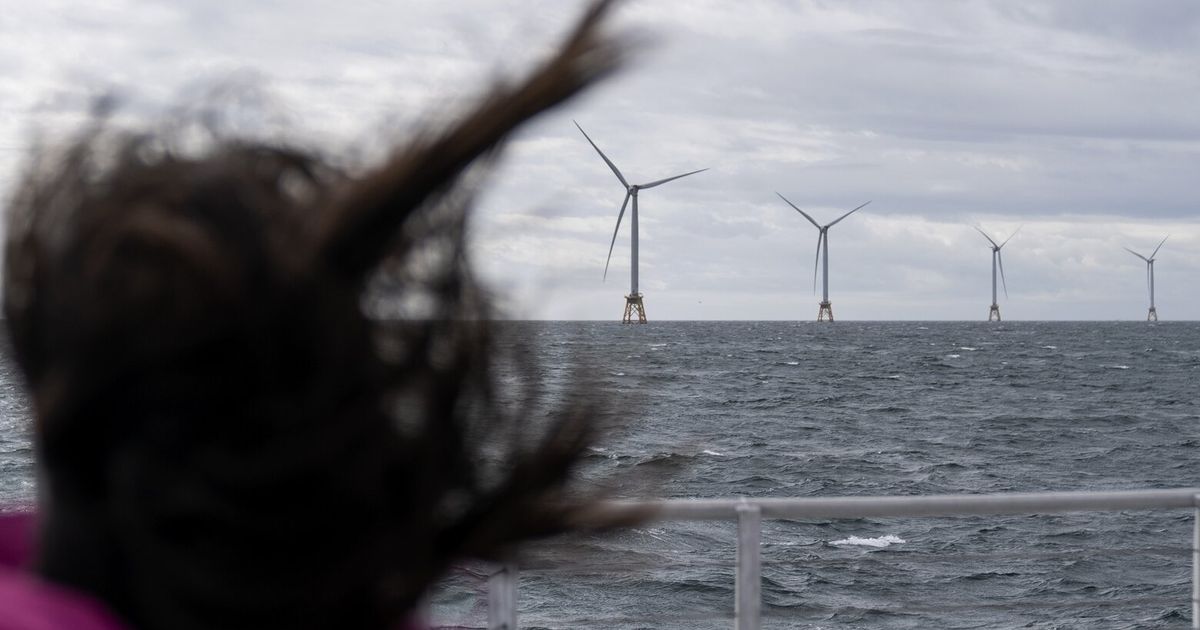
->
0;512;36;569
0;512;128;630
0;566;129;630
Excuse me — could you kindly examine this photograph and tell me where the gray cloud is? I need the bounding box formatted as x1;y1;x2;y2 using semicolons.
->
2;0;1197;320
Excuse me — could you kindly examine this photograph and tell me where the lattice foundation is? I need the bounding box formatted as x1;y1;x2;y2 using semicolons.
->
1147;306;1158;322
817;301;833;322
988;304;1001;322
623;294;647;324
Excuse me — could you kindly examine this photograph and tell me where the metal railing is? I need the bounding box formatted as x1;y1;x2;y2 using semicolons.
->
478;487;1200;629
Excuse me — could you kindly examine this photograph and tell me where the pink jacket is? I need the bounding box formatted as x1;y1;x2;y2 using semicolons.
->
0;513;128;630
0;514;427;630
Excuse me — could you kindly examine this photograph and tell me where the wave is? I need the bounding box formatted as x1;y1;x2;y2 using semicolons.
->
960;571;1021;581
622;450;742;468
830;534;905;548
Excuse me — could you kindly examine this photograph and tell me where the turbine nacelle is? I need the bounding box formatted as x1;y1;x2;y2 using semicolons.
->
575;121;707;287
1125;235;1168;310
975;225;1021;252
974;225;1020;301
776;193;870;299
1124;235;1168;264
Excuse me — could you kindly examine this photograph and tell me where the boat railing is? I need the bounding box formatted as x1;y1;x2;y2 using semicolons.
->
455;488;1200;629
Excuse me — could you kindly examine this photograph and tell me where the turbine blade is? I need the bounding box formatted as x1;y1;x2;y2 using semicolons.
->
998;251;1009;298
776;192;821;228
574;120;628;188
639;168;708;190
827;200;871;227
1124;247;1150;263
999;224;1023;248
812;232;822;294
973;226;1000;249
602;191;632;281
1151;234;1169;259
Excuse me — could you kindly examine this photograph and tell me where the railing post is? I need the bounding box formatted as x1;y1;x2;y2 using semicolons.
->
1192;495;1199;630
488;562;518;630
736;501;762;630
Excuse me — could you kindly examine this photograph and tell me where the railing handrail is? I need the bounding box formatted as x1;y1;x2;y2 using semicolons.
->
477;488;1200;629
588;487;1200;522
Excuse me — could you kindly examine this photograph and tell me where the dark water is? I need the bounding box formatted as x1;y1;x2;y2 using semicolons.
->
2;322;1199;628
0;340;33;508
436;321;1200;629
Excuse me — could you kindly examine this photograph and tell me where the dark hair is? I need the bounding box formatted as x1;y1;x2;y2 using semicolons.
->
3;3;628;629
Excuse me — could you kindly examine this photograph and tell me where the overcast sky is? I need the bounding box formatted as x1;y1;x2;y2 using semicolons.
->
2;1;1198;320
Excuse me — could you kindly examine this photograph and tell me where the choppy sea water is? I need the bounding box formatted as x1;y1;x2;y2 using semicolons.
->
3;321;1200;628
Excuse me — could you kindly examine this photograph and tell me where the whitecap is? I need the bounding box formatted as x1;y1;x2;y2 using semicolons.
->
1042;345;1057;350
702;449;725;456
785;361;799;366
831;534;906;548
945;354;960;359
649;343;668;348
1107;365;1130;370
885;374;902;379
958;346;977;351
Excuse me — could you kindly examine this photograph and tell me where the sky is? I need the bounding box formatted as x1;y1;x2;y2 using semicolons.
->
2;0;1198;320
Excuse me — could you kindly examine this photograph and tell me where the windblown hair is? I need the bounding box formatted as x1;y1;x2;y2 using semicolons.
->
2;3;627;629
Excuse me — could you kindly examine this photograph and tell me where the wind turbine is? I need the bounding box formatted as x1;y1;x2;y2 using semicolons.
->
1124;235;1168;321
575;121;707;324
776;193;870;322
974;226;1020;322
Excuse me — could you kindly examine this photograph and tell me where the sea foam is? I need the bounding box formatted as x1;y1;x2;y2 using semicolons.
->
831;534;906;548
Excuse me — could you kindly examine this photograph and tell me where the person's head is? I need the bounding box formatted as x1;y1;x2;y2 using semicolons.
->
3;3;626;629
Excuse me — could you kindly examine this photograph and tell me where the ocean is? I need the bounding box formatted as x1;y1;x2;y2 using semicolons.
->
3;321;1199;628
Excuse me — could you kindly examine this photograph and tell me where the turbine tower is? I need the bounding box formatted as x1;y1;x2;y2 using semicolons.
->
776;193;870;322
575;121;707;324
1124;236;1168;321
975;226;1020;322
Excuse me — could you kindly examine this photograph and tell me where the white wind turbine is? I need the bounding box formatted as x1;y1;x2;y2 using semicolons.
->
575;121;707;323
975;226;1020;321
776;193;870;322
1124;235;1168;321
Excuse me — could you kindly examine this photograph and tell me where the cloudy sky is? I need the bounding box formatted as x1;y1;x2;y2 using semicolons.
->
2;1;1198;320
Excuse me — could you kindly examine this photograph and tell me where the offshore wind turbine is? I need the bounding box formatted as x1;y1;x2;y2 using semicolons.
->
1124;235;1168;321
975;226;1020;321
575;121;707;324
776;193;870;322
